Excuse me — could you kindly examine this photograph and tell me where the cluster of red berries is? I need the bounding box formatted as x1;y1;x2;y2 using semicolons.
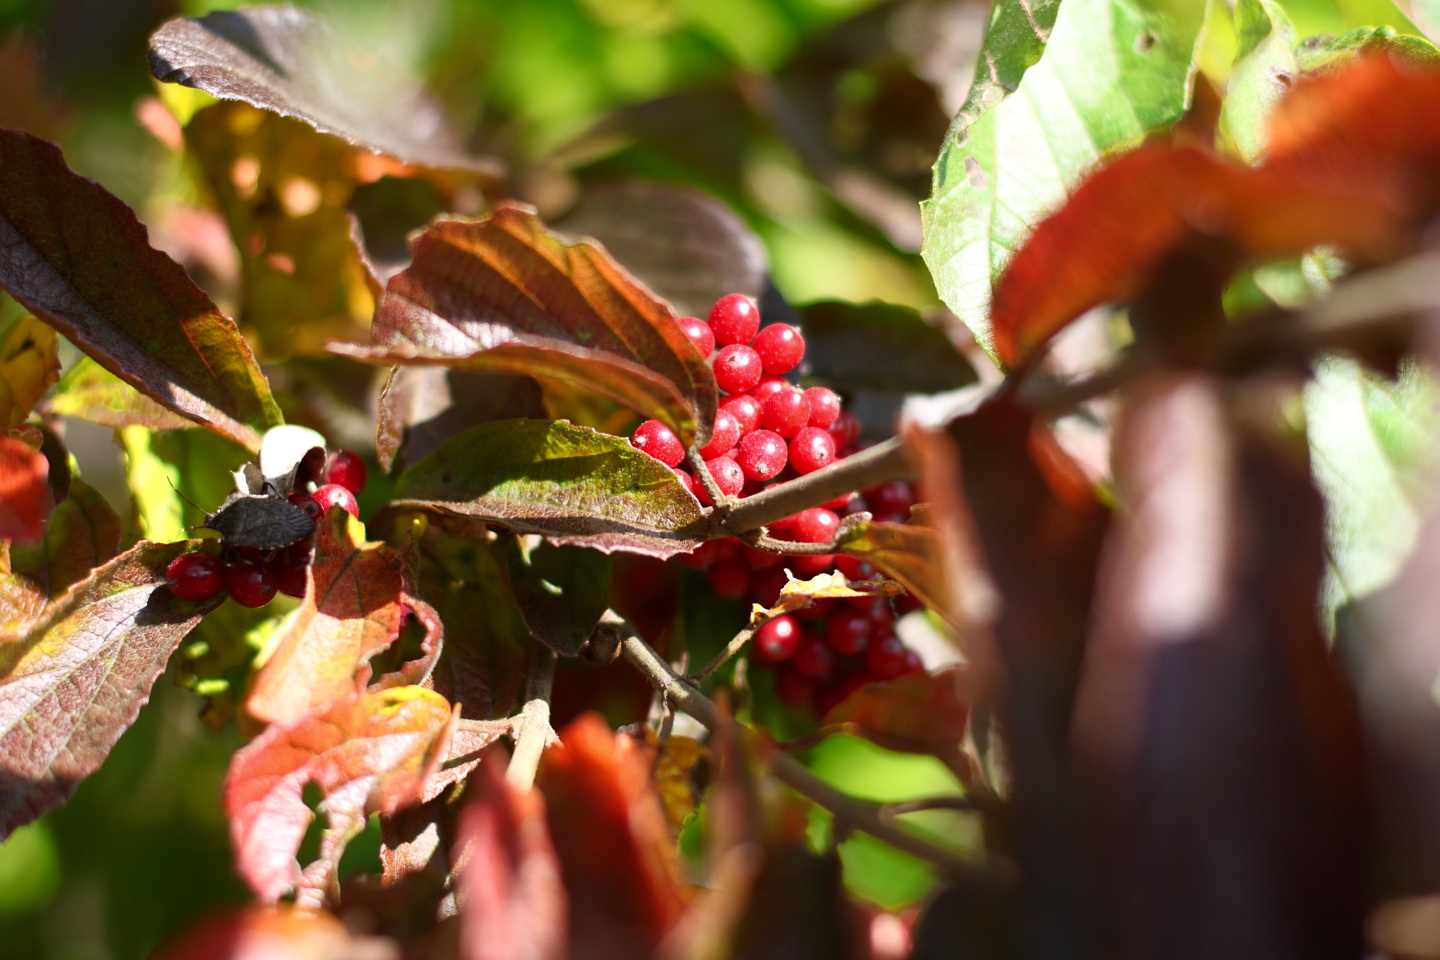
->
630;293;926;715
165;450;367;608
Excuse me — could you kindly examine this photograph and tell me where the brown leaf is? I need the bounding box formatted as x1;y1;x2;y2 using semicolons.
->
150;904;394;960
538;713;688;960
822;665;969;756
332;204;718;449
244;510;441;728
0;478;121;636
224;685;457;902
0;130;281;450
836;520;951;621
457;751;567;960
148;6;497;176
0;432;51;543
0;540;223;838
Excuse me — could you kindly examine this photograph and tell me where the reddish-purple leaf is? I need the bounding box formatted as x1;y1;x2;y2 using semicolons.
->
0;540;223;838
331;204;718;448
822;666;969;757
224;685;457;902
150;905;385;960
148;6;498;176
390;419;707;559
0;478;121;636
836;519;950;621
244;510;441;728
458;751;567;960
0;432;51;543
0;130;281;451
375;367;545;473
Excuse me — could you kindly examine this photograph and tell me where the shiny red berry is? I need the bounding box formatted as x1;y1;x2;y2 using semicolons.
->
750;376;789;406
288;491;323;522
794;635;834;677
714;344;763;394
631;419;685;467
324;449;367;495
720;394;761;435
761;386;811;439
827;410;861;451
865;480;917;516
804;387;841;429
698;410;742;459
789;427;836;475
314;483;360;519
706;557;752;600
678;316;716;357
683;537;740;570
736;430;788;481
225;559;277;608
166;551;225;602
708;293;761;346
788;554;835;576
694;457;744;506
835;554;877;581
792;507;839;544
754;614;802;662
749;567;789;608
825;610;873;655
866;634;910;680
752;324;805;375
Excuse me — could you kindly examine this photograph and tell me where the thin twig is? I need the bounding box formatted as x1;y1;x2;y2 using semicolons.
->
722;437;914;534
689;617;766;686
687;447;730;510
505;645;557;791
881;796;985;817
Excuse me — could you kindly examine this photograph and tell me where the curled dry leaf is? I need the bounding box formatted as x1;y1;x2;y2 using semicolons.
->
331;204;717;449
822;665;969;756
0;540;223;838
389;419;707;560
224;685;457;902
244;510;441;728
0;432;51;543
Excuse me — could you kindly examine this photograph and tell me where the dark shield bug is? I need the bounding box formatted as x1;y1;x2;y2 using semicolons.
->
203;491;316;551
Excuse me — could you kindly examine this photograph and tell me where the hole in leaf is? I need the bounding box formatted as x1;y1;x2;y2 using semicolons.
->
296;781;326;867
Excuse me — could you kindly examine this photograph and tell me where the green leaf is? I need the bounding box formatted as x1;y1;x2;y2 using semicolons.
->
391;419;707;559
47;356;194;432
921;0;1208;362
1221;0;1297;162
0;131;282;451
506;539;612;657
798;301;977;394
120;427;253;544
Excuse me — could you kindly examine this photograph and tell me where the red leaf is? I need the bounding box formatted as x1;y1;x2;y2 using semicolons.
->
822;666;970;756
244;510;440;728
0;432;51;543
458;751;567;960
0;540;223;837
224;685;456;902
0;131;281;450
150;905;380;960
332;204;718;448
537;713;688;958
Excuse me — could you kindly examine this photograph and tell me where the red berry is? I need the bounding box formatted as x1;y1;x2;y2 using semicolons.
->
271;551;311;599
865;480;917;516
789;554;835;576
752;324;805;375
835;555;877;581
720;394;761;435
793;595;832;622
314;483;360;519
706;557;752;600
631;419;685;468
794;635;834;677
753;614;802;662
736;430;788;481
673;467;702;501
683;537;740;569
895;592;924;615
825;610;873;655
696;457;744;505
827;410;861;451
804;387;841;429
866;634;910;680
288;491;323;522
225;559;277;608
698;410;742;459
792;507;839;544
714;344;763;394
775;666;816;706
789;427;836;475
742;544;784;569
902;649;925;675
166;551;225;602
708;293;761;346
761;386;811;439
749;567;789;608
324;449;367;495
750;376;789;406
678;316;715;357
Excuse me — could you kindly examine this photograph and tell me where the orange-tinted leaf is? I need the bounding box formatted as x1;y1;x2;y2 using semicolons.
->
0;541;223;837
537;713;688;957
0;432;51;543
988;144;1405;369
837;520;950;619
823;666;970;756
458;752;567;960
0;479;121;636
244;510;440;728
224;685;456;901
332;204;717;448
45;356;193;432
150;905;380;960
0;131;281;450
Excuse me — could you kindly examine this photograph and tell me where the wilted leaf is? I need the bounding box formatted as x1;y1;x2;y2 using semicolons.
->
390;419;707;559
837;520;950;619
556;182;767;318
376;367;545;473
458;751;567;960
921;0;1207;361
0;130;281;450
0;432;51;543
537;713;688;959
149;5;496;175
0;479;121;636
0;540;223;838
332;204;718;448
798;301;976;394
47;357;193;432
150;905;388;960
245;510;440;728
823;666;969;756
0;316;57;428
224;685;456;902
507;539;612;657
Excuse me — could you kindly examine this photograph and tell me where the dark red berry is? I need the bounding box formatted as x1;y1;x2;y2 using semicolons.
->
775;666;816;706
793;507;840;544
708;293;761;346
166;551;225;602
271;551;310;599
825;610;873;655
902;649;925;675
736;430;788;482
683;537;741;570
742;543;784;569
835;555;876;581
789;554;835;576
714;344;763;394
804;387;841;429
865;480;917;516
866;634;909;680
753;614;802;662
827;410;861;451
720;394;761;435
793;595;831;622
314;483;360;519
295;447;327;488
895;592;924;615
752;324;805;375
678;316;716;357
225;559;277;608
794;635;834;677
706;557;752;600
750;376;789;406
631;419;685;468
324;449;367;495
761;386;811;439
698;410;742;459
287;491;323;522
817;672;869;717
789;427;836;475
749;567;789;607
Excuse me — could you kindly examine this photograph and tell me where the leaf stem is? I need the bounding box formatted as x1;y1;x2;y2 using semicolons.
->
721;436;914;534
505;645;557;791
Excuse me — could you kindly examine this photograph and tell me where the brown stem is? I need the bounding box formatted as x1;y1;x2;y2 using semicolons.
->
722;437;914;534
